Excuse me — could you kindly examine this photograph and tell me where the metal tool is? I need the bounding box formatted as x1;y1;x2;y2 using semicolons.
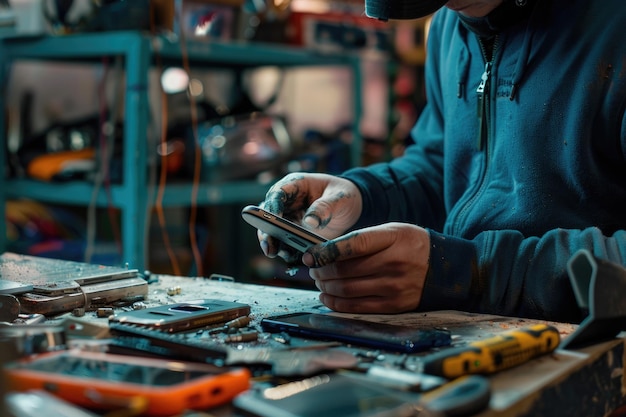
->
0;294;20;322
228;347;359;376
224;331;259;343
419;375;491;417
208;315;252;334
421;323;560;379
0;324;67;357
365;365;447;392
334;370;491;417
13;313;46;325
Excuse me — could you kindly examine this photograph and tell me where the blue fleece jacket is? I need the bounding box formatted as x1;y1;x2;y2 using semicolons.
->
341;0;626;323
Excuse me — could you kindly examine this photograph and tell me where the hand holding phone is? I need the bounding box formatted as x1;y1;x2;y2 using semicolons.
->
241;205;327;253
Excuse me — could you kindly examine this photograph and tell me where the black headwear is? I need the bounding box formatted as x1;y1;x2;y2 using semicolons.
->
365;0;447;21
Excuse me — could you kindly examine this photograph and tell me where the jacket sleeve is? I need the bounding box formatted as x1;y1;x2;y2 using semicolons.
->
340;104;446;231
420;227;626;323
340;12;448;231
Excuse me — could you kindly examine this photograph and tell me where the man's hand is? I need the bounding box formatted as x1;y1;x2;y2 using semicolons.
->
258;172;362;263
303;223;431;314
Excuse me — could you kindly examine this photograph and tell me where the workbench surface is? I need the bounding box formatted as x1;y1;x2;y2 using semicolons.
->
33;275;626;416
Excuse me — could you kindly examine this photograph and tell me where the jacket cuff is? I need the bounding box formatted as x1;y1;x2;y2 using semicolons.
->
418;230;480;312
339;167;389;230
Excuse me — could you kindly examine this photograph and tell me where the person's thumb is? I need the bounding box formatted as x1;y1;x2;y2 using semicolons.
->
302;198;336;231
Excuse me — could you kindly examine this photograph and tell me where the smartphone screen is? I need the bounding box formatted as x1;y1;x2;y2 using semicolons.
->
260;312;451;353
241;205;327;253
13;351;208;385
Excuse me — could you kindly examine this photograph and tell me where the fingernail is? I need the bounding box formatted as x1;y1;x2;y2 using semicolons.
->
302;252;315;267
260;241;269;256
303;215;319;228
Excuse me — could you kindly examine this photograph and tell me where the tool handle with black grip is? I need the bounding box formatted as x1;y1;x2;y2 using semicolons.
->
422;324;560;378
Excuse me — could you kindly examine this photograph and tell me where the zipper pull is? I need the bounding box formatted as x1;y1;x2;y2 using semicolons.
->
476;62;492;149
476;62;492;94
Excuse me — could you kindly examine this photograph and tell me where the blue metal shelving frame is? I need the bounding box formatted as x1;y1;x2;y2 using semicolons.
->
0;31;363;272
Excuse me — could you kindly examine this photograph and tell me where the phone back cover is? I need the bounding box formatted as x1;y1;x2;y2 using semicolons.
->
109;299;251;332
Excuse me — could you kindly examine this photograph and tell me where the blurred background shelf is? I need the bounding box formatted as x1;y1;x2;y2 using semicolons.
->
5;178;272;206
0;30;363;275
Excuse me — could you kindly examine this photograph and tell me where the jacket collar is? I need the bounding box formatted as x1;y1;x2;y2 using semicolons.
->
458;0;538;39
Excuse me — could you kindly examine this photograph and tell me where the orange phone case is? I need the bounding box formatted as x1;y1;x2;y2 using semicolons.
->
4;350;251;416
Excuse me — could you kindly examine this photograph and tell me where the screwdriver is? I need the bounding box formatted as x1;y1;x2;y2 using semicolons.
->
421;323;561;379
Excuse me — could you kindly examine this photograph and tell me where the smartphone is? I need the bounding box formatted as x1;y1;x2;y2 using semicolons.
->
260;312;452;353
233;372;421;417
109;299;251;333
241;205;327;253
4;350;251;416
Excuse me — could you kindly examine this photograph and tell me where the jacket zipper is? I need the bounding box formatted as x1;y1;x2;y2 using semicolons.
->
451;36;499;235
476;36;498;150
476;61;492;150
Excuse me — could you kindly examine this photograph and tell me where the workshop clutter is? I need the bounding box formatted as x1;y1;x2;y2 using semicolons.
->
159;0;395;50
286;10;392;54
10;108;352;184
3;0;153;36
3;0;396;56
11;112;122;183
3;0;394;50
165;0;392;50
189;113;353;183
6;200;82;254
5;200;121;266
0;263;577;417
192;112;293;182
5;252;624;416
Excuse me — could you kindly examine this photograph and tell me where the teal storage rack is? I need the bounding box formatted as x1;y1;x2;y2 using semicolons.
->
0;31;363;272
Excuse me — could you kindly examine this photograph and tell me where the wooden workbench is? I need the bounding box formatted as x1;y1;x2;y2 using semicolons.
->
41;275;626;416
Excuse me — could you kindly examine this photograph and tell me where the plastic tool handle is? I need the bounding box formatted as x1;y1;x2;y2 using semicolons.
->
422;323;561;378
